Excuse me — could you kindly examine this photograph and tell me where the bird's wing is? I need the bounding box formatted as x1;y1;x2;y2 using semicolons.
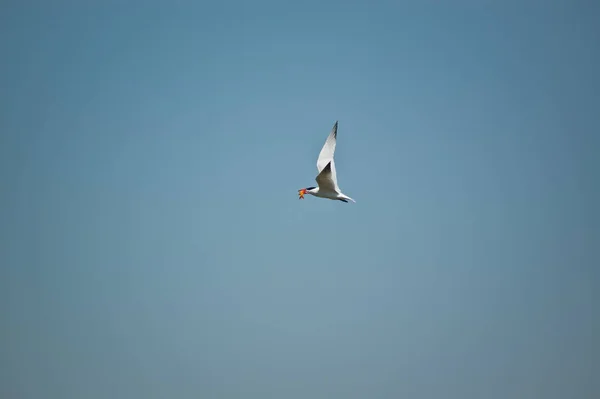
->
316;121;339;190
315;161;338;193
317;121;338;173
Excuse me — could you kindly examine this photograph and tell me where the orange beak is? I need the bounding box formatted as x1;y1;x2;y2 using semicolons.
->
298;189;306;199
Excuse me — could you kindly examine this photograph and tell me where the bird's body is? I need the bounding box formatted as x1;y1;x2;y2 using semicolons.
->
298;121;355;203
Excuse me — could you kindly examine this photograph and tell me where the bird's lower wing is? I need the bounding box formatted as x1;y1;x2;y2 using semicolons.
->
315;161;339;192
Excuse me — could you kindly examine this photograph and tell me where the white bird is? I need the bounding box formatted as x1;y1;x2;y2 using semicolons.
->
298;121;356;203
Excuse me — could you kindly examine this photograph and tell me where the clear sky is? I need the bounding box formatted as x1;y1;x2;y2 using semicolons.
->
1;1;597;398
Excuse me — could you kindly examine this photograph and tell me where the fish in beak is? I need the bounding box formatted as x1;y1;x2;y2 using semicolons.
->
298;188;306;199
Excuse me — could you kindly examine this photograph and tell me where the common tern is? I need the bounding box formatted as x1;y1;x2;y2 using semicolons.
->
298;121;355;203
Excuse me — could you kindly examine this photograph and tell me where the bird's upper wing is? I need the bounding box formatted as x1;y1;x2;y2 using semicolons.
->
317;121;338;173
315;161;338;192
316;121;339;190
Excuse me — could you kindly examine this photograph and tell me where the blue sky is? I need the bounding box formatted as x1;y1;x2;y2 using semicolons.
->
1;1;597;398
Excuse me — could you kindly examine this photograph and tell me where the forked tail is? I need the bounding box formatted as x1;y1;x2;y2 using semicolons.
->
339;195;356;203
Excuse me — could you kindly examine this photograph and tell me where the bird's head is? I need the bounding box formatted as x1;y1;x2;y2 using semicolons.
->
298;187;315;199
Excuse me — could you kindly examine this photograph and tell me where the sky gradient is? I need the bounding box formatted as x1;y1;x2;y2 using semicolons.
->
1;1;598;398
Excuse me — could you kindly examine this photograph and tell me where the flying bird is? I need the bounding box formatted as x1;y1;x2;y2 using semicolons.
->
298;121;356;203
